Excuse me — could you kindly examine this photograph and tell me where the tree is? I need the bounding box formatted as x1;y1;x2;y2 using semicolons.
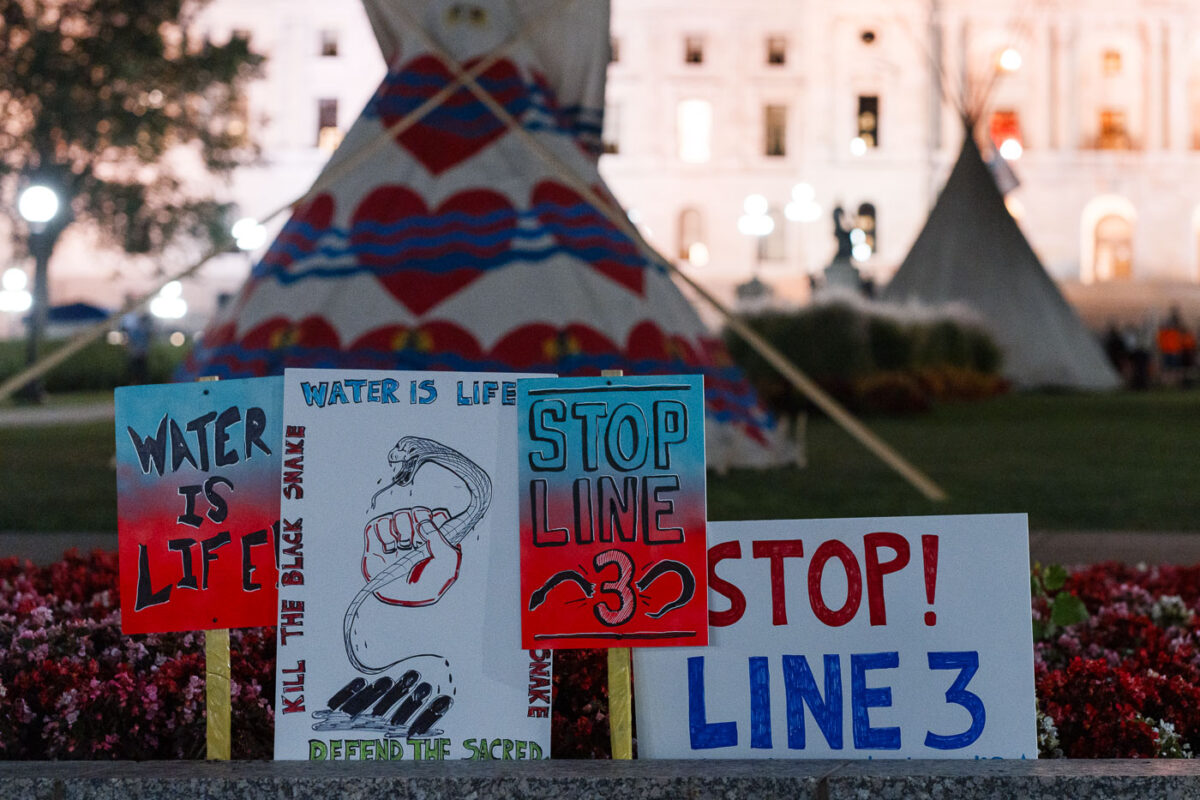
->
0;0;263;388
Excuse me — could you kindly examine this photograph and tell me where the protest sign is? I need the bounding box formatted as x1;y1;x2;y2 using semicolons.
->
518;375;708;649
634;515;1036;759
115;378;282;634
274;369;551;761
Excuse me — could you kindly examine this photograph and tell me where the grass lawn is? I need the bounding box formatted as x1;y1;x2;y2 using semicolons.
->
2;390;1199;533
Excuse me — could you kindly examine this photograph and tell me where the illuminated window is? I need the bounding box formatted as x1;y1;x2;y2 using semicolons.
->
856;202;877;258
317;98;342;151
857;95;879;148
677;99;712;163
1098;109;1130;150
1102;49;1122;76
764;104;787;157
602;103;620;155
767;36;786;65
320;29;339;57
678;207;707;265
685;35;705;64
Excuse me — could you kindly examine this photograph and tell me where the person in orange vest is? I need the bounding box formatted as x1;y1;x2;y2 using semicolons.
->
1157;307;1185;387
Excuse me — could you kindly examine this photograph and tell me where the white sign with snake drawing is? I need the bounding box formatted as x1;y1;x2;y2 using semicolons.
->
274;368;553;761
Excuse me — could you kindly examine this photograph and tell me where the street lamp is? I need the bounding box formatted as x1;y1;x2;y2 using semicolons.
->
18;183;61;402
736;194;775;306
232;217;267;252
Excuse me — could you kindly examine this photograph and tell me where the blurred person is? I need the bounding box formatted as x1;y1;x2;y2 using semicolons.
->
1182;321;1197;388
1157;307;1185;387
121;304;154;385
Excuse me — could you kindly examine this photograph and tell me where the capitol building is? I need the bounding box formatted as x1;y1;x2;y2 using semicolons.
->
19;0;1200;331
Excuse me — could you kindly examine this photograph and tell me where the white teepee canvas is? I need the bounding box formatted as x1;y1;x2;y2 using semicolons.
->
184;0;797;468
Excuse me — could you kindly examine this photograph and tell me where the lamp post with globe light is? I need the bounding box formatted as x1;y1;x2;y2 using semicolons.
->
17;183;61;402
735;194;775;306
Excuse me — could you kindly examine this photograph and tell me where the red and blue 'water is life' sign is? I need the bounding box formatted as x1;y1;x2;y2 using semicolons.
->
115;377;282;634
518;375;708;649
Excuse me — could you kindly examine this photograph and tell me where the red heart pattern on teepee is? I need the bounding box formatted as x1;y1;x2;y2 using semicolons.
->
530;180;645;296
351;185;519;316
380;55;528;176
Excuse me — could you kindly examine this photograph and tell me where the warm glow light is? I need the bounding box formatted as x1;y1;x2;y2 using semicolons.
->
849;137;868;156
738;214;774;237
18;185;59;224
688;242;710;266
2;268;27;292
0;268;31;312
150;282;187;319
999;138;1023;160
0;289;31;313
999;48;1023;72
743;194;769;216
169;331;187;347
232;217;267;251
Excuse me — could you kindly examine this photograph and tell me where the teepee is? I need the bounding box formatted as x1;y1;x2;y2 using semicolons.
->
882;126;1120;390
182;0;794;468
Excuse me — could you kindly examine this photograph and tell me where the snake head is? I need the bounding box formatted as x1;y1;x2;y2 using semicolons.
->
386;437;424;487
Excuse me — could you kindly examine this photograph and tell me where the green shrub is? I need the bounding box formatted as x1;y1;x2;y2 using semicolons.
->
0;337;187;393
725;300;1005;416
867;316;915;372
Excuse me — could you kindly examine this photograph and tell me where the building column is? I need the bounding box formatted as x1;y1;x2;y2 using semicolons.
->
1049;20;1068;151
1144;20;1163;151
1166;20;1187;152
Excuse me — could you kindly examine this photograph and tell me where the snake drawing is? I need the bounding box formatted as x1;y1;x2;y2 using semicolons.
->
343;436;492;674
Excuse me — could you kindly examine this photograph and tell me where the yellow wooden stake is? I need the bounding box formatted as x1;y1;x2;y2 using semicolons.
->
607;646;633;759
197;375;232;760
599;368;634;760
205;628;232;760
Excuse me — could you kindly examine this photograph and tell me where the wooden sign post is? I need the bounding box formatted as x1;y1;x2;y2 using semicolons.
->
601;370;633;761
517;370;710;761
114;375;283;760
196;376;230;761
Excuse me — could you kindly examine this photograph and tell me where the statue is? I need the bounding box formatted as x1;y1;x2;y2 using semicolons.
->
820;204;862;294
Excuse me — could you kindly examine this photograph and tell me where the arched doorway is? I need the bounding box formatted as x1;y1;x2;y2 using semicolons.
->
1093;214;1133;281
1079;195;1136;283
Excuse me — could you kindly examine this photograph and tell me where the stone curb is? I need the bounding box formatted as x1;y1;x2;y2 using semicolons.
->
2;759;1200;800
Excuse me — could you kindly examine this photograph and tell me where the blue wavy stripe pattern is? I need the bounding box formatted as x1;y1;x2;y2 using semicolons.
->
181;342;777;431
254;243;647;285
252;199;653;285
365;64;604;151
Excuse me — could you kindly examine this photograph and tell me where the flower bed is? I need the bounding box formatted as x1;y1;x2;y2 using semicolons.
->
3;551;1199;759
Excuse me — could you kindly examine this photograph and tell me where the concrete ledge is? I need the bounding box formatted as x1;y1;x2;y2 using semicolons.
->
3;759;1200;800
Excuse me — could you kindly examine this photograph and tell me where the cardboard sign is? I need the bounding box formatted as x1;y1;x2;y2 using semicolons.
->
274;369;552;761
517;375;708;649
634;515;1036;759
115;378;282;634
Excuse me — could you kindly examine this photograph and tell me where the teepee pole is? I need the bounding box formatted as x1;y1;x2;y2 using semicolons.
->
0;3;577;404
402;19;948;503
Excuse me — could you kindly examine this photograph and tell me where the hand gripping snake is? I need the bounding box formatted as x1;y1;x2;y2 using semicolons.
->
343;436;492;674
